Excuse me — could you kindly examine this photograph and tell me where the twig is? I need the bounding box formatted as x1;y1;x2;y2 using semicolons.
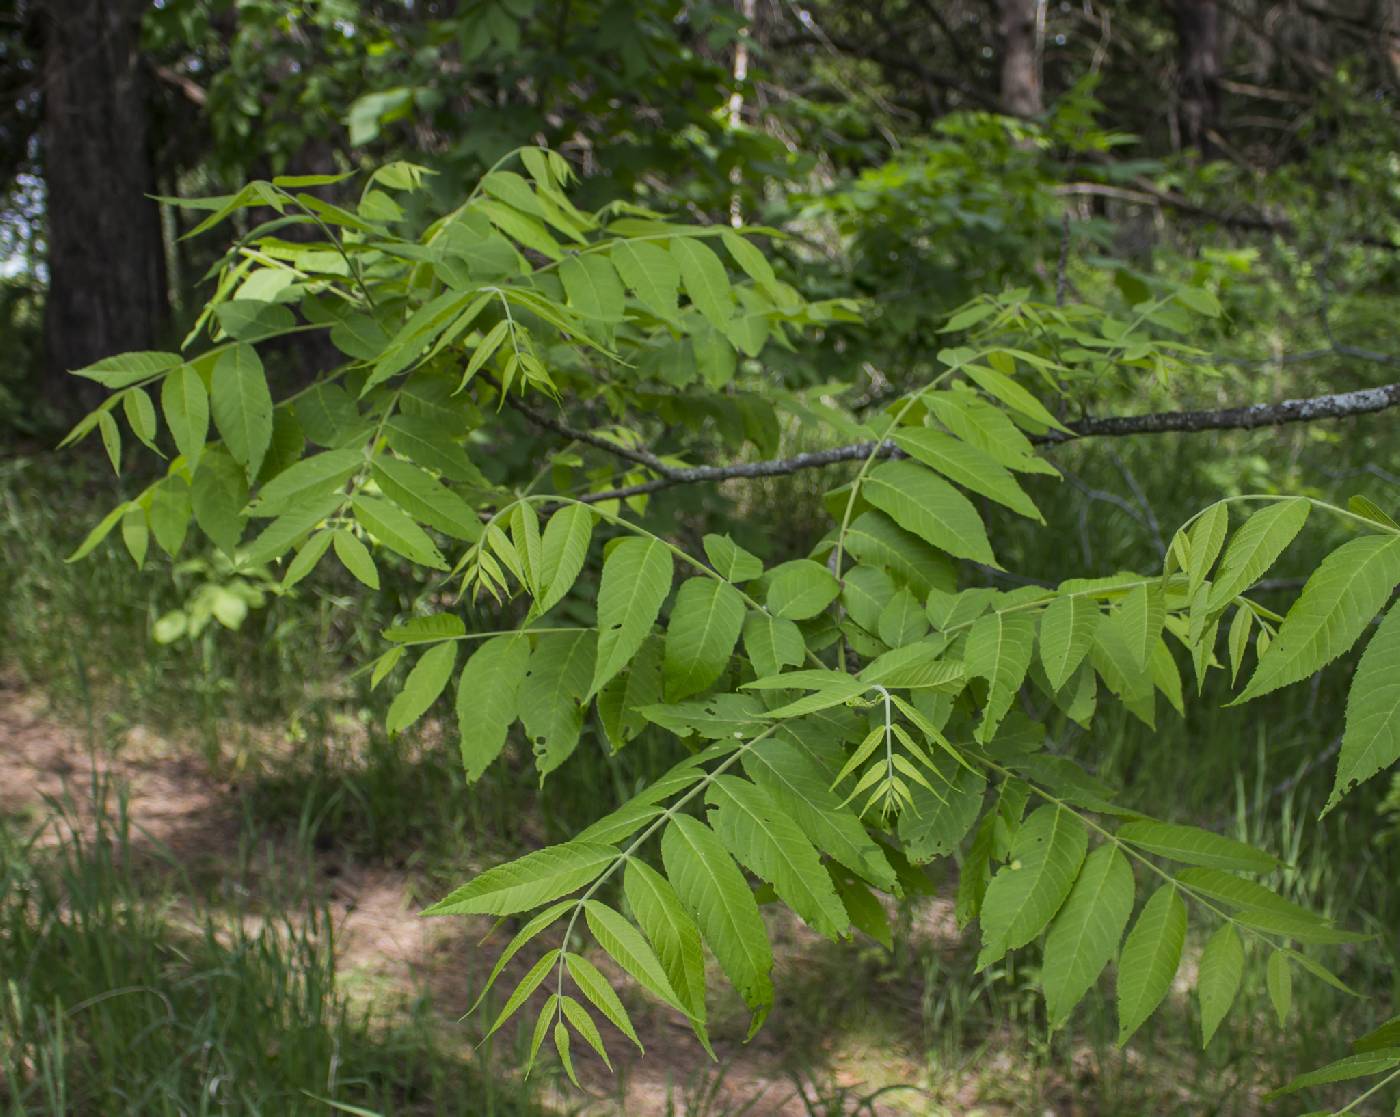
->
531;379;1400;505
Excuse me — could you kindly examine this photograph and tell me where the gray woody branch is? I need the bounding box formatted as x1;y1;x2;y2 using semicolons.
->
510;379;1400;506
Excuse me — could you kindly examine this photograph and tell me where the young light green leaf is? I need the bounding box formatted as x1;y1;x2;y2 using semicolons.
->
661;815;773;1015
386;642;458;734
565;952;642;1050
1042;844;1134;1028
1238;535;1400;702
893;428;1042;521
765;559;840;620
486;950;558;1040
862;460;997;567
1327;601;1400;813
745;738;897;888
1116;885;1187;1044
583;900;689;1014
424;841;615;916
1039;593;1099;691
664;578;746;700
332;529;380;588
623;859;709;1029
591;537;674;696
1206;498;1310;611
73;350;182;388
977;805;1088;969
706;776;849;940
538;504;595;614
558;996;611;1069
457;633;531;780
1197;923;1243;1047
351;495;447;569
962;363;1070;432
371;457;482;541
210;343;273;481
255;449;361;515
1116;820;1279;873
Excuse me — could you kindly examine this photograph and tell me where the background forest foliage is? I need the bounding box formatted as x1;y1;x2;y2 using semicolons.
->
2;1;1400;1115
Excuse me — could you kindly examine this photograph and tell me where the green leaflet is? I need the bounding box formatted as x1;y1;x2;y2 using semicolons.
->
582;900;688;1013
386;642;458;735
896;752;986;864
765;559;840;620
596;636;663;750
705;775;849;940
961;362;1070;432
332;529;379;588
926;389;1058;476
843;510;957;597
1116;884;1187;1044
1265;1049;1400;1100
639;693;767;739
1042;844;1134;1029
161;364;209;471
1173;866;1327;923
661;815;774;1016
1115;820;1278;873
537;504;595;615
1206;498;1310;611
591;537;674;697
519;630;596;777
424;840;615;916
351;495;447;569
190;447;248;556
702;533;763;583
862;460;997;567
215;299;296;342
741;612;806;678
965;611;1037;742
976;805;1087;969
671;238;733;330
1110;583;1165;673
878;588;928;647
254;449;362;516
559;996;610;1070
892;428;1043;522
1039;592;1099;692
210;343;273;482
1197;923;1243;1048
384;415;487;484
457;633;531;780
384;614;467;644
561;253;626;322
1266;950;1292;1026
1237;534;1400;702
74;349;182;388
1327;600;1400;812
841;564;895;633
663;578;746;700
565;952;642;1051
611;240;680;320
744;737;897;888
371;457;482;541
623;859;708;1029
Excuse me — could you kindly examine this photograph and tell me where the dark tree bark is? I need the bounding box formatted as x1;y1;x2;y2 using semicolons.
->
1174;0;1222;157
40;0;167;409
997;0;1043;117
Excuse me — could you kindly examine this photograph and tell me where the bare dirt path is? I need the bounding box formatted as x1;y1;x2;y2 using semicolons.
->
0;672;942;1116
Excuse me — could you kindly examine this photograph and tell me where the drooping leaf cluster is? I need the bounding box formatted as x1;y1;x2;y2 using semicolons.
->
62;152;1400;1080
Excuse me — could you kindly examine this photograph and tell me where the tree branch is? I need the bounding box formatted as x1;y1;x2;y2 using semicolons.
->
554;379;1400;506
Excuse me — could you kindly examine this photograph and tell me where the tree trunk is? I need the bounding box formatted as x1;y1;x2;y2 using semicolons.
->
1175;0;1222;157
997;0;1043;117
40;0;167;409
